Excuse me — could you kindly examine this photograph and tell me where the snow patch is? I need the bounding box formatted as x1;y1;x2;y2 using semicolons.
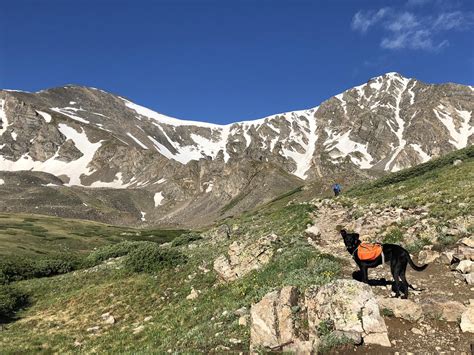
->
154;192;164;207
407;81;416;105
434;106;473;149
11;131;17;141
324;129;374;169
0;99;9;136
0;124;102;186
126;133;149;149
36;110;52;123
0;178;4;185
141;212;146;221
51;107;90;124
280;109;318;179
410;143;431;163
384;77;410;171
89;172;130;188
204;182;214;193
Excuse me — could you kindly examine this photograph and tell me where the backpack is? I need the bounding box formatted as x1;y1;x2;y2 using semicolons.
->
357;242;383;261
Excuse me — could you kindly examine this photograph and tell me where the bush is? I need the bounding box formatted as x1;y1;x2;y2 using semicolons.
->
0;255;80;284
406;237;431;254
124;243;186;273
171;232;202;247
383;228;404;244
85;241;152;266
0;285;28;318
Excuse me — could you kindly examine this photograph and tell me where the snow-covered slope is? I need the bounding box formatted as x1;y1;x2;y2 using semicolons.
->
0;73;472;226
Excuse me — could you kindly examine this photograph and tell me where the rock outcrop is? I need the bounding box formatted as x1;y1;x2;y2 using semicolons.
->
213;234;279;282
250;280;391;353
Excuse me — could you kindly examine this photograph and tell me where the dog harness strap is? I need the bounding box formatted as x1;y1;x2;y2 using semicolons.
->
352;246;359;257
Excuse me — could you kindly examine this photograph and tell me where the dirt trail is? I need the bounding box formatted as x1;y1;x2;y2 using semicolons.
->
309;200;474;354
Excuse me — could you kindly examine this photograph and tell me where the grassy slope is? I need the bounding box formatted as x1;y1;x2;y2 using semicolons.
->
1;146;472;352
346;145;474;221
0;213;186;257
0;191;340;353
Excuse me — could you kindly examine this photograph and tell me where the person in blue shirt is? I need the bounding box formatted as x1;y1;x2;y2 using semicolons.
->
332;183;341;197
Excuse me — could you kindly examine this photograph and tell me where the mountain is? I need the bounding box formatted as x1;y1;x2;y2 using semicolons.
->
0;73;473;226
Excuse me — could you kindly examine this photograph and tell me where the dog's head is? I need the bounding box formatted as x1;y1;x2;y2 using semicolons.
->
340;229;360;250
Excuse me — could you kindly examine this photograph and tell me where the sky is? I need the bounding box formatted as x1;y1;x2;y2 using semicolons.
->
1;0;473;124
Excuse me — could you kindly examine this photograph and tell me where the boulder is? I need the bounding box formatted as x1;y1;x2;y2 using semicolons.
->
464;273;474;285
250;280;391;352
186;288;199;300
377;297;423;322
418;249;440;264
250;286;315;352
453;246;474;261
460;304;474;333
238;315;249;326
214;234;278;282
305;224;321;239
459;237;474;248
421;300;466;322
438;251;454;265
307;280;390;347
456;260;474;274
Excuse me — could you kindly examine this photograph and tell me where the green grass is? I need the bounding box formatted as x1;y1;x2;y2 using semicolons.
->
0;212;186;258
0;187;338;352
346;146;474;222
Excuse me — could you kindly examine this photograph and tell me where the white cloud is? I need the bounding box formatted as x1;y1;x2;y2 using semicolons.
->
352;8;389;33
352;6;473;51
433;11;473;30
386;12;419;32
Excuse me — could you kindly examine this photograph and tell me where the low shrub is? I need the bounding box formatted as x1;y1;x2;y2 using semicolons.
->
124;243;186;273
382;228;404;244
0;285;28;319
406;237;431;254
0;255;80;284
171;232;202;247
85;241;151;266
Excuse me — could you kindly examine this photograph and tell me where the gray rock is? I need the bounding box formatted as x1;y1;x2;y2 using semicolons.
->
377;297;423;322
214;234;279;282
456;260;474;274
460;304;474;333
418;249;440;264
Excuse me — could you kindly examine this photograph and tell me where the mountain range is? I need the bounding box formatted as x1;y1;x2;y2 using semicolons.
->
0;72;472;226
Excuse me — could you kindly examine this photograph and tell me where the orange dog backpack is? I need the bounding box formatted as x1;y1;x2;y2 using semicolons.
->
357;242;383;261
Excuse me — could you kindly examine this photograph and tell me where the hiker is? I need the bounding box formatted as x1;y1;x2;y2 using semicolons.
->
332;183;341;197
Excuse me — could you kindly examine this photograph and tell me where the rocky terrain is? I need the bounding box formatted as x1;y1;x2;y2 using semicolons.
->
0;73;473;226
0;147;472;353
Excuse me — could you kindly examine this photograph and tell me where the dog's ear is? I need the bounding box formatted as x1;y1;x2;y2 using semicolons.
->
340;229;347;237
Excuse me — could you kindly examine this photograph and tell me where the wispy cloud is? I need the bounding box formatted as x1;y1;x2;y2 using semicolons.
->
351;8;389;33
351;6;474;51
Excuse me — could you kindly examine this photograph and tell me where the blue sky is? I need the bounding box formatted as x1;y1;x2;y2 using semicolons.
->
1;0;473;124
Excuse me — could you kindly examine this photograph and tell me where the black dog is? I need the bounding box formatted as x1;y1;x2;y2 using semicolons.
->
340;229;428;299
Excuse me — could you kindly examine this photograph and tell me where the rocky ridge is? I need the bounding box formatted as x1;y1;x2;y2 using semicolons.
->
0;73;473;226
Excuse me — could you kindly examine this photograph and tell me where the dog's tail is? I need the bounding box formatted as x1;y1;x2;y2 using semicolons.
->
407;253;428;271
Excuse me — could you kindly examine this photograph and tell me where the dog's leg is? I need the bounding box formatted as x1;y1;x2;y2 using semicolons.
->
390;261;401;298
361;265;369;284
399;263;409;299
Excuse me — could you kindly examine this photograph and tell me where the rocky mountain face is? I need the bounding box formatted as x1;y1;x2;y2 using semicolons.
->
0;72;472;226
